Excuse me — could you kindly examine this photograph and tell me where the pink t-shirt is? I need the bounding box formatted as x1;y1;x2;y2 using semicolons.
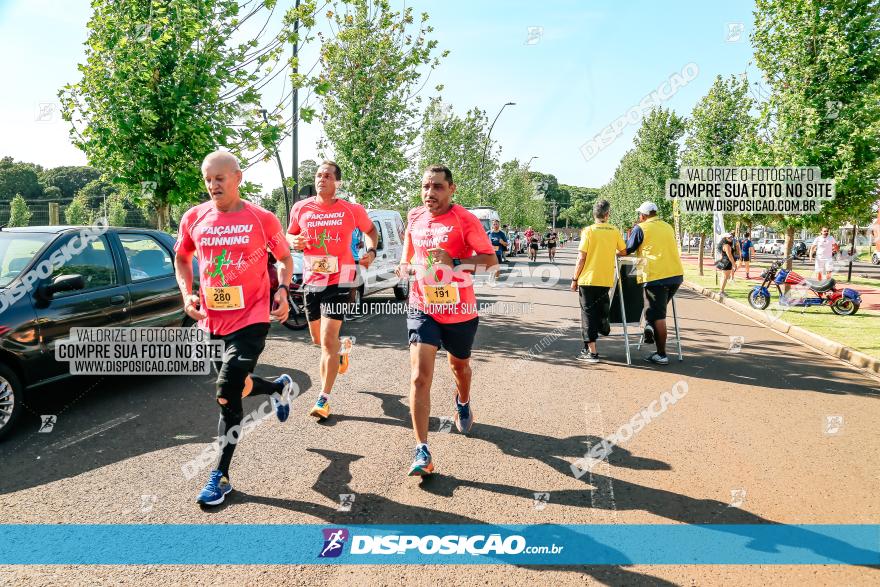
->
175;200;288;336
287;197;374;287
406;204;494;324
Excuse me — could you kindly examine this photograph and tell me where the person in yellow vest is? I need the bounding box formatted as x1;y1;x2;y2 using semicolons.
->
625;201;684;365
570;199;626;363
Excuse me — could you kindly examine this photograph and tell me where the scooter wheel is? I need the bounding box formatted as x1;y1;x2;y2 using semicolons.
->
830;298;859;316
748;289;770;310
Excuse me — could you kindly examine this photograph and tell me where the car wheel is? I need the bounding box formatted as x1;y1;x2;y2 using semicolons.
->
393;277;410;301
0;364;23;442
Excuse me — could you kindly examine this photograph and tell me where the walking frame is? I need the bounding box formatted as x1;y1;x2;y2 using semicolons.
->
611;256;683;365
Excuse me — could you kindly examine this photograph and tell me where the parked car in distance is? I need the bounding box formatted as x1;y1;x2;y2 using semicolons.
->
0;226;196;440
767;239;787;255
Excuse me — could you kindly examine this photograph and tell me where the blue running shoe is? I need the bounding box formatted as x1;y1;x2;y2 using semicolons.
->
271;374;293;423
408;445;434;476
454;396;474;434
196;470;232;506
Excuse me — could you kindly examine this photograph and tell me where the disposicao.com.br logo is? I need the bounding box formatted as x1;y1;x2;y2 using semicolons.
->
318;527;563;559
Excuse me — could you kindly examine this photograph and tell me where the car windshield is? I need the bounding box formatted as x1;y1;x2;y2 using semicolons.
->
0;232;54;288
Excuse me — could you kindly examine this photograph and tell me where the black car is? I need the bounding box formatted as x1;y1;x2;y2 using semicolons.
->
0;225;195;440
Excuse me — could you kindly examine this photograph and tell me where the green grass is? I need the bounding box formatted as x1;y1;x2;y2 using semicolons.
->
683;262;880;360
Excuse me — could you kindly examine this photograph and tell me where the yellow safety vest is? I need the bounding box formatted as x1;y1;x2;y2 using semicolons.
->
635;217;683;283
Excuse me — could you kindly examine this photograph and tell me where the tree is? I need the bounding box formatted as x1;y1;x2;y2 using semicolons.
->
64;192;93;225
529;172;567;225
8;194;32;227
603;108;686;230
60;0;309;230
78;179;118;211
298;159;319;189
43;186;63;201
415;98;497;209
0;159;44;201
107;193;129;227
558;185;600;228
40;166;101;199
680;74;756;274
315;0;447;209
753;0;880;262
493;160;545;229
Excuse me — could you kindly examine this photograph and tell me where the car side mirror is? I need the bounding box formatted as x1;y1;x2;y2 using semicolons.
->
38;274;86;299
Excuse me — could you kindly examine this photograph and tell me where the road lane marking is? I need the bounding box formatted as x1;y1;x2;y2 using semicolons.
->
46;413;139;451
584;402;618;519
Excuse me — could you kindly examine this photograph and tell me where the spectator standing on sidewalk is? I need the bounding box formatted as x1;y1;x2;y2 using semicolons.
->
809;226;838;280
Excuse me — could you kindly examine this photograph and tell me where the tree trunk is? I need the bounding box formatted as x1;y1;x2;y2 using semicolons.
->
784;225;795;271
698;232;705;276
155;202;170;232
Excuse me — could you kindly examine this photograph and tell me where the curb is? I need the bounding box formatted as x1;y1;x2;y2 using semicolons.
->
682;280;880;377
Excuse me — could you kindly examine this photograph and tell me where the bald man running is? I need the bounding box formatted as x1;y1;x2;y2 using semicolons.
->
175;151;295;506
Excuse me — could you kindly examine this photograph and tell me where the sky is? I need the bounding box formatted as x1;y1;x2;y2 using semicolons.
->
0;0;761;194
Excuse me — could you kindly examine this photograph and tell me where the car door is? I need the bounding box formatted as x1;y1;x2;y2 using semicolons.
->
378;217;402;290
112;231;183;327
31;232;131;381
363;218;387;295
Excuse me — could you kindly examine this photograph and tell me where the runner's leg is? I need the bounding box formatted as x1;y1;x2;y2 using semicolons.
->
410;342;437;444
447;353;471;404
319;317;343;394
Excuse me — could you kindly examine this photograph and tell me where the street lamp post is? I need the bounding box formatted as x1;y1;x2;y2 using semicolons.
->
260;108;290;227
291;0;301;204
526;155;539;169
479;101;515;205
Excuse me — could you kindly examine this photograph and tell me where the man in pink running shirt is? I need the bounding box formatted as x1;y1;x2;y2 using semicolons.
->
396;164;497;476
174;151;295;507
286;161;378;420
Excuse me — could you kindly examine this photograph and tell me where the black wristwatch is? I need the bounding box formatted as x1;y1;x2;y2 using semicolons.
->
277;284;289;293
366;247;378;257
452;258;462;267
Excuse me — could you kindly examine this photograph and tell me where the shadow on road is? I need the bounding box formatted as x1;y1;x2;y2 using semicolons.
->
0;359;312;495
212;447;679;586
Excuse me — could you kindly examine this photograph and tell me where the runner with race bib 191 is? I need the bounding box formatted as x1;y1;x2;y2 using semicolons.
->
396;164;497;476
174;151;296;507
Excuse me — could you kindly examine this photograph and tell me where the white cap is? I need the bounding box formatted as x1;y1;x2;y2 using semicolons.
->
636;201;658;215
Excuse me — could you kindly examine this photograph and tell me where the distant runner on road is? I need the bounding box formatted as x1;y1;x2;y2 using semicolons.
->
174;151;295;507
546;230;558;262
396;164;497;476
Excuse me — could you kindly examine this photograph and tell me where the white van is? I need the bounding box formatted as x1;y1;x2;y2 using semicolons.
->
354;209;410;307
467;206;501;232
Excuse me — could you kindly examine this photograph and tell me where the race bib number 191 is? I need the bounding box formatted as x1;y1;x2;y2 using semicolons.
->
205;286;245;311
424;283;459;305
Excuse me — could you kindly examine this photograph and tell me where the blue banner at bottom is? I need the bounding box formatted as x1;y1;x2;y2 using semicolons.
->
1;524;878;565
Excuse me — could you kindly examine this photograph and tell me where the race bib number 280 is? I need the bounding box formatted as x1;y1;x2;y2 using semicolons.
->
205;286;244;311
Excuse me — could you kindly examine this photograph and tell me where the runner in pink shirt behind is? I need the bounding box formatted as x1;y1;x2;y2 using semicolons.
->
395;164;498;476
287;161;378;421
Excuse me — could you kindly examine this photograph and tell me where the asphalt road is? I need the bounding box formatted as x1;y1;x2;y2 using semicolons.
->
2;247;879;586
